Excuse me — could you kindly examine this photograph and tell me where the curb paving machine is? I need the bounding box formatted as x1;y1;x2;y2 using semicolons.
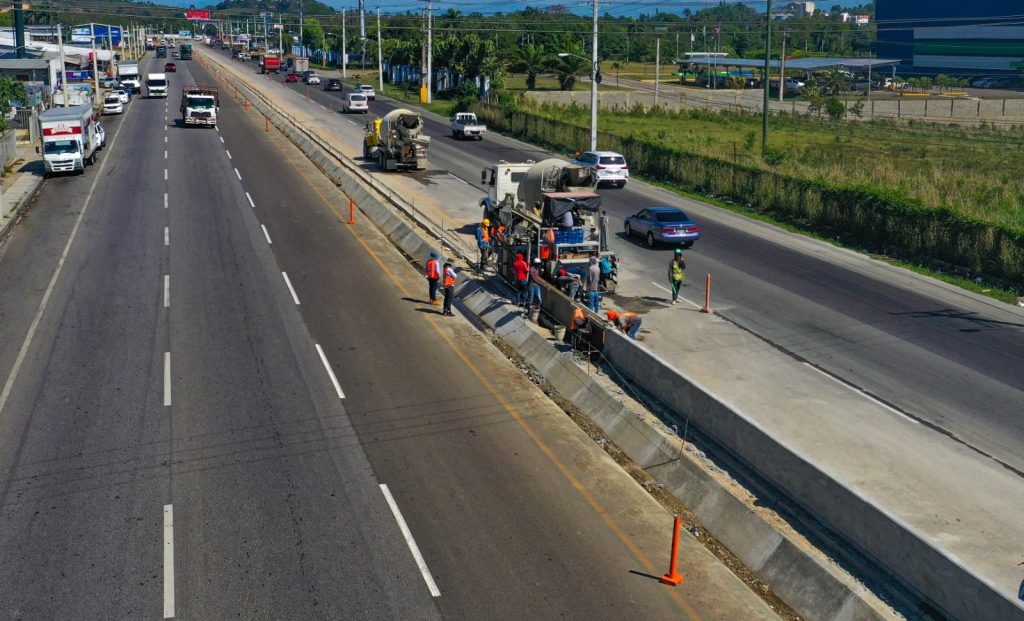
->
363;108;430;171
480;158;618;296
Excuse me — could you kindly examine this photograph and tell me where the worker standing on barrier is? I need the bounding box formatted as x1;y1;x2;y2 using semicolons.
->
586;257;601;313
669;248;686;305
607;309;642;340
441;262;456;316
512;253;530;307
425;251;441;305
476;219;491;271
527;258;544;317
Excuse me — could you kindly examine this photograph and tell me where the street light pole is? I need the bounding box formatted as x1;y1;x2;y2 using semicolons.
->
762;0;772;150
589;0;598;151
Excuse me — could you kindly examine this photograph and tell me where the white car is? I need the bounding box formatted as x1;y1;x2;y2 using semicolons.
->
572;150;629;188
102;96;124;115
111;89;130;104
95;122;106;148
306;74;321;85
343;93;369;114
357;84;376;100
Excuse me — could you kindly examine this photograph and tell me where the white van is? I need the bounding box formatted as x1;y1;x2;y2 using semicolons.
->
146;72;168;98
344;93;368;114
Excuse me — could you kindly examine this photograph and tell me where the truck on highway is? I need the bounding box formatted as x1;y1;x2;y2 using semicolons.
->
363;108;430;171
260;55;282;74
38;105;100;176
480;158;618;293
146;72;168;98
156;45;167;58
118;61;141;92
451;112;486;140
180;87;219;127
180;44;192;60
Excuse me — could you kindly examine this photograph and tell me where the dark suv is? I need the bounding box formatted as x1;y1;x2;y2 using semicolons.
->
323;78;343;91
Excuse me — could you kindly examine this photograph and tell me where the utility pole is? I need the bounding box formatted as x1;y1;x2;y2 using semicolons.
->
13;1;25;59
90;23;100;107
299;0;304;57
426;0;432;104
359;0;366;69
377;8;383;93
589;0;598;151
779;31;786;102
654;37;660;106
341;10;347;78
762;0;772;150
57;24;68;107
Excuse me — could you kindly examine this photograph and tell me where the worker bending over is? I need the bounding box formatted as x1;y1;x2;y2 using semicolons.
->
607;309;642;340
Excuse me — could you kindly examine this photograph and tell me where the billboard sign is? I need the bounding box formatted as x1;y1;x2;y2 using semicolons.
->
70;24;122;47
184;9;211;20
178;30;192;38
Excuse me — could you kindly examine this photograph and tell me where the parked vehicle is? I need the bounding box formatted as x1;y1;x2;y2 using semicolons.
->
363;108;429;170
881;77;908;90
164;62;177;73
38;105;100;175
451;112;486;140
112;89;130;104
624;207;701;248
95;122;105;149
99;76;119;89
344;93;369;113
323;78;342;91
102;95;124;115
284;73;299;83
572;151;629;188
972;77;1013;89
357;84;376;100
146;73;168;98
180;86;219;127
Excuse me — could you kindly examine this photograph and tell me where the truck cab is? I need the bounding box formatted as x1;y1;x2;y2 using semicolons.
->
146;73;168;98
180;87;219;127
156;46;167;58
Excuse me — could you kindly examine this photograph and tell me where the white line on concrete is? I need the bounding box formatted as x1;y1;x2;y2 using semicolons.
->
164;169;168;181
379;484;441;597
164;275;170;308
163;504;175;618
234;168;241;181
226;150;232;160
650;281;702;310
346;119;357;125
164;192;168;209
314;343;345;399
164;352;172;406
164;150;167;159
245;192;255;209
164;226;169;246
801;362;919;424
319;104;327;110
448;174;469;186
215;125;219;132
261;224;272;244
281;271;300;305
219;136;224;143
164;136;168;143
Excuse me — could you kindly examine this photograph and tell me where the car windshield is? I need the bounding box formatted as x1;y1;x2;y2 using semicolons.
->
360;86;373;91
104;97;120;104
654;211;689;223
147;80;167;87
350;95;366;102
186;97;215;109
599;156;625;165
44;139;79;155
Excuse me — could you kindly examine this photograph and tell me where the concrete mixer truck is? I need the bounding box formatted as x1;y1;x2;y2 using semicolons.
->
363;108;430;171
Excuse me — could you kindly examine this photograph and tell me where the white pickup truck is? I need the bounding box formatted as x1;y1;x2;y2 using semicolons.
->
451;112;486;140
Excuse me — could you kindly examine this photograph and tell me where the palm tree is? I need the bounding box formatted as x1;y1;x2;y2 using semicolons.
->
821;68;851;96
514;44;546;91
610;60;624;86
550;42;588;91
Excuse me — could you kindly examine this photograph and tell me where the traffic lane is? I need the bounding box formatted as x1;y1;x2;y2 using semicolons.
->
167;61;441;618
216;80;710;621
0;68;171;618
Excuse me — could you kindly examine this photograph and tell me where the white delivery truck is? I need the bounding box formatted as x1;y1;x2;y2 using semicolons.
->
146;72;168;98
38;105;99;175
118;61;141;92
180;86;219;127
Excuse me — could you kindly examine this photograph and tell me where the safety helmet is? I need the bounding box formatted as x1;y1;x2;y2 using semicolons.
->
606;310;618;320
482;218;490;226
674;248;682;255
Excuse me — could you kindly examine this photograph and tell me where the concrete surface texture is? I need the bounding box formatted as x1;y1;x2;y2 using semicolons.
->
197;46;1024;618
0;52;784;619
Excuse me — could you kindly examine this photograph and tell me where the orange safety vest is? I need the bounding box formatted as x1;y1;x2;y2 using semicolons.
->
621;312;638;326
426;259;439;279
443;273;456;288
570;308;586;330
480;226;490;243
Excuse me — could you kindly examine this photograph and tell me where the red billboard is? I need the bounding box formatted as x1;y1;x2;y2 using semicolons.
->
184;9;211;20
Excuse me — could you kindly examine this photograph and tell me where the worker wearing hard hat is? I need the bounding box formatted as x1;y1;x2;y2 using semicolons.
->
607;309;642;340
476;218;491;271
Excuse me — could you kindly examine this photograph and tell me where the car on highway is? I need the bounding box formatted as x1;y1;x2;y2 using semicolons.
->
102;95;124;115
624;206;701;248
99;76;119;89
357;84;376;100
111;88;130;104
298;70;314;81
95;122;106;149
284;73;300;83
172;51;180;59
323;78;342;91
572;150;629;188
343;93;369;114
305;73;321;85
164;62;177;72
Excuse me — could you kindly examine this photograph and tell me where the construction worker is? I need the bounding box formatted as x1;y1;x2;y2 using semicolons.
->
476;219;491;270
425;251;441;305
607;309;642;340
441;262;457;316
668;248;686;305
585;257;601;313
512;253;529;306
564;307;589;344
526;257;544;315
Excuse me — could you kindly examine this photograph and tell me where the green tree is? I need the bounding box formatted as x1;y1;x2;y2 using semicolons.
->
821;68;851;96
512;44;546;91
550;41;588;91
302;18;324;55
0;78;27;132
825;96;846;120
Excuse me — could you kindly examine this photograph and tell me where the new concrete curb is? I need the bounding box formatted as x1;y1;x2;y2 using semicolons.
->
0;167;44;241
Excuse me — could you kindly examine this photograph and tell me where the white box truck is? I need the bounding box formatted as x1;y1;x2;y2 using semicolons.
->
38;105;99;175
118;61;141;92
146;72;168;98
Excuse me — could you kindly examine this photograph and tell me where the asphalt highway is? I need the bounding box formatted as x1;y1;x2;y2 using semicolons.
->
0;56;776;619
271;66;1024;475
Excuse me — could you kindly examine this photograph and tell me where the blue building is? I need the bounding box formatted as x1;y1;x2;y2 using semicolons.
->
877;0;1024;76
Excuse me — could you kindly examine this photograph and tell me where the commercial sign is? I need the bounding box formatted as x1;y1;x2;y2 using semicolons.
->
65;70;91;80
184;9;211;20
178;30;192;38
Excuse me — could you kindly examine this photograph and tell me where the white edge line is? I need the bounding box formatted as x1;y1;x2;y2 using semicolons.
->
448;174;469;186
314;344;345;399
234;167;241;181
245;192;255;209
163;352;172;406
226;149;232;160
163;275;170;308
163;504;175;618
261;224;272;244
650;281;701;310
219;136;224;143
379;484;441;597
281;271;300;305
801;362;918;424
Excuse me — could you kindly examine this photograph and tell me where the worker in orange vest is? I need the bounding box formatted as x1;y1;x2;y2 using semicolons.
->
441;262;457;316
607;309;642;340
424;251;441;305
565;307;589;344
476;219;491;270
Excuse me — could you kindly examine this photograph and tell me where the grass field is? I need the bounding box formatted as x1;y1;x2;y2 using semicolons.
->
525;100;1024;228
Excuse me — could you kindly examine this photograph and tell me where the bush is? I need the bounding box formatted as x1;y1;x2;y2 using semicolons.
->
825;96;846;120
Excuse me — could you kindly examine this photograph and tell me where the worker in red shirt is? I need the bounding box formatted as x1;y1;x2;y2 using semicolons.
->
512;253;529;307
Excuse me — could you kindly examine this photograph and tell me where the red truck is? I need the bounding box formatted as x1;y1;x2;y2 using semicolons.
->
260;56;281;74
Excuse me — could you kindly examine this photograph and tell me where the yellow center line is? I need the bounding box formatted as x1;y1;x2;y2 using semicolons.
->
234;61;701;620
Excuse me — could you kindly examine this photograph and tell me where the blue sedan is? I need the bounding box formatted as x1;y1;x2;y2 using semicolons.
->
624;206;701;248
